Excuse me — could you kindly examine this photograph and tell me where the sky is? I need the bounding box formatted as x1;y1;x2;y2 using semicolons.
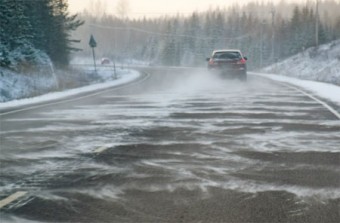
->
68;0;306;18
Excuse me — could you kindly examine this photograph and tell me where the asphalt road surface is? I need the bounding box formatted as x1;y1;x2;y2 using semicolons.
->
1;68;339;222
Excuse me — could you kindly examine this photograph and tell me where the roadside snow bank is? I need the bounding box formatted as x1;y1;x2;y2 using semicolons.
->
0;69;140;110
0;68;57;102
251;72;340;107
262;40;340;85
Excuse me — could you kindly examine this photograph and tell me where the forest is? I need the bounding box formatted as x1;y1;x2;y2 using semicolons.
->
0;0;83;70
74;0;340;69
1;0;340;71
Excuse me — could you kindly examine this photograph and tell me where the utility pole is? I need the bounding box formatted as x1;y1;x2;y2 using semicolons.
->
124;9;130;69
89;34;97;73
114;30;117;79
260;20;266;68
270;6;276;62
315;0;319;47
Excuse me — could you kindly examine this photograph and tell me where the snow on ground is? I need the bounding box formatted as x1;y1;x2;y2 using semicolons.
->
250;72;340;107
2;40;340;111
262;39;340;85
0;55;143;105
0;67;140;109
0;68;57;103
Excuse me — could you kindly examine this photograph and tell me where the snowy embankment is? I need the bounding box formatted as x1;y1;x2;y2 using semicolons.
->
0;66;140;109
0;68;57;102
262;39;340;85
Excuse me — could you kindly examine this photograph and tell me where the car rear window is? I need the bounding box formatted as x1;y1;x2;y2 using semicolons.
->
213;52;241;59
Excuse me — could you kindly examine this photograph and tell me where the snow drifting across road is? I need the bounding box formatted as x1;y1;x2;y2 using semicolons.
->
255;40;340;113
1;69;339;114
0;69;140;110
251;72;340;112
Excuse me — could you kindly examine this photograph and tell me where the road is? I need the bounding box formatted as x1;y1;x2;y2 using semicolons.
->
1;67;339;222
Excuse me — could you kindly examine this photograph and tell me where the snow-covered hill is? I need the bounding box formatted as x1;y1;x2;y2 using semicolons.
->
262;40;340;85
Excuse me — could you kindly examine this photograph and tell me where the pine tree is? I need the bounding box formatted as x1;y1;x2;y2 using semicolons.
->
0;0;35;68
161;21;177;66
212;11;225;49
289;6;304;54
47;0;83;66
22;0;51;51
334;16;340;39
0;0;83;69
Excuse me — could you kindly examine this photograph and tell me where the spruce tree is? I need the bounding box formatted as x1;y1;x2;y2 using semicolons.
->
0;0;34;68
0;0;83;69
47;0;83;66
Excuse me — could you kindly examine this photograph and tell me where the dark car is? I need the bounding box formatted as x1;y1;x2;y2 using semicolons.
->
206;49;247;81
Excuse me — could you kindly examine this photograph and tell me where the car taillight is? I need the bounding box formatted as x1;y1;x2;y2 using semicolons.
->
209;59;215;65
236;58;246;65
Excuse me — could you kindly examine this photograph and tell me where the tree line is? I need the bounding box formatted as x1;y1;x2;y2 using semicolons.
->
0;0;83;70
1;0;340;71
74;0;340;69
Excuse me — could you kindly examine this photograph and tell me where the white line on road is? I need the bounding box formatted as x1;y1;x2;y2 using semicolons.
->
283;83;340;120
251;73;340;120
94;146;109;154
0;191;27;209
0;72;150;116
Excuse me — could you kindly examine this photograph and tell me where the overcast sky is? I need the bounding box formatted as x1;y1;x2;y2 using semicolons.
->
68;0;307;18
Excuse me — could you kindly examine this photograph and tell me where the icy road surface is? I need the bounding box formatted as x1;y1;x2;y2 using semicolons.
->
1;68;339;222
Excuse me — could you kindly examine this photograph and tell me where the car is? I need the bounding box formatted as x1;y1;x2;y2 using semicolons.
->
206;49;247;81
101;58;112;65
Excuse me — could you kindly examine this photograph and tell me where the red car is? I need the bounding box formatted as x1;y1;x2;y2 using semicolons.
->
206;49;247;81
101;58;112;65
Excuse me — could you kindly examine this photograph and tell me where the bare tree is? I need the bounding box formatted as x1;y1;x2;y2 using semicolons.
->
86;0;108;18
116;0;130;19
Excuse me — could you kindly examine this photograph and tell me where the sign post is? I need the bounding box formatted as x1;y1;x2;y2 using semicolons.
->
89;34;97;73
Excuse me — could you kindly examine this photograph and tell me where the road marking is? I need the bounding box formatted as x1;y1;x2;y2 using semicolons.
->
282;83;340;120
250;73;340;120
0;72;150;116
0;191;27;209
94;146;109;154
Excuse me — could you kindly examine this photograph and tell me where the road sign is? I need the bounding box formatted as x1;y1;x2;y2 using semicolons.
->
89;35;97;48
89;35;97;72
